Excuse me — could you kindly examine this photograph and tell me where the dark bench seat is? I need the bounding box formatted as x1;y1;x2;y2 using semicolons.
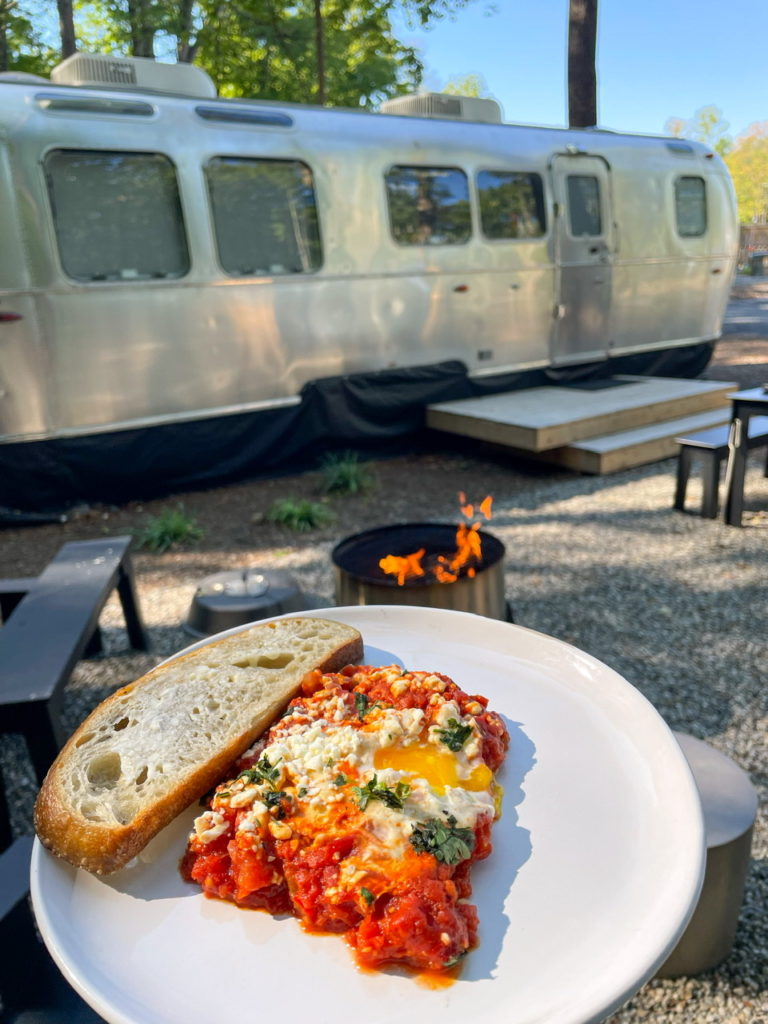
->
673;417;768;518
0;537;148;1021
0;536;150;785
0;578;36;623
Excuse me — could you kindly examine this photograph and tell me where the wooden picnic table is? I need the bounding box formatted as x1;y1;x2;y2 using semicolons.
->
723;386;768;526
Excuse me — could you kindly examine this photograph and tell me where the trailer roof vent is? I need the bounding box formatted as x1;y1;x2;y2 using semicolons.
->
50;53;216;99
379;92;502;124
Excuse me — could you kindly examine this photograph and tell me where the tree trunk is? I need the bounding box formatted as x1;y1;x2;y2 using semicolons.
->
128;0;155;58
176;0;196;63
568;0;598;128
0;0;9;73
57;0;77;58
313;0;325;105
0;20;7;74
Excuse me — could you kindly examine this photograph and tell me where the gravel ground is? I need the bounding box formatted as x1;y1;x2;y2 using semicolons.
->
1;329;766;1022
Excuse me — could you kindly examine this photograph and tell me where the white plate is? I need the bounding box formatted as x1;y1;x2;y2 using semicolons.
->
31;606;704;1024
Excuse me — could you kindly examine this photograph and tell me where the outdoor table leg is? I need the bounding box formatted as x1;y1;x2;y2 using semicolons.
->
723;418;748;527
0;775;11;851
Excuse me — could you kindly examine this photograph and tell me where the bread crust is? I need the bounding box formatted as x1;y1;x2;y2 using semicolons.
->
34;617;363;874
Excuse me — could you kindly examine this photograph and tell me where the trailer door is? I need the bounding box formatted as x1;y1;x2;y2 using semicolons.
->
551;154;614;365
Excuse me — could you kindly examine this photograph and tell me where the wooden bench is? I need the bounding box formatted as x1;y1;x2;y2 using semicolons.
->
673;416;768;518
0;536;150;786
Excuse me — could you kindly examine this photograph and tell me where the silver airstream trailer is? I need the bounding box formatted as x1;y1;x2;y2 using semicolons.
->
0;53;738;509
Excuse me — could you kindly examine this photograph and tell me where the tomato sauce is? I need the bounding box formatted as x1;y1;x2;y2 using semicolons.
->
181;664;509;974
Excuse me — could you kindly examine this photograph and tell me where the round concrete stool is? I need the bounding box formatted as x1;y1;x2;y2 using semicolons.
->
656;732;758;978
184;568;306;637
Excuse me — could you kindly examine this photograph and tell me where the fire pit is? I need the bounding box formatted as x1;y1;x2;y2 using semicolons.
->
331;521;513;621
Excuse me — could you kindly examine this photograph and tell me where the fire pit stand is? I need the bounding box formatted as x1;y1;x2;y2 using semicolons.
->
184;568;321;637
331;523;513;622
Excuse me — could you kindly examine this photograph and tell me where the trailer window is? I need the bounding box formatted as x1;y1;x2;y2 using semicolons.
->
206;157;322;275
566;175;602;236
44;150;189;282
675;176;707;237
477;171;546;239
385;166;471;245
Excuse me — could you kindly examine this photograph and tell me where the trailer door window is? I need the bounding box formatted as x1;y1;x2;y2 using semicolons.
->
566;175;602;236
45;150;189;281
385;166;471;245
477;171;546;239
675;176;707;237
206;157;322;275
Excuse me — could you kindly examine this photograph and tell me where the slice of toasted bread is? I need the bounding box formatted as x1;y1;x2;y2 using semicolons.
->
34;616;363;874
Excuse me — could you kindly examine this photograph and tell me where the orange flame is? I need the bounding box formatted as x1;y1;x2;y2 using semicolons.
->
458;492;493;521
378;548;426;586
378;494;493;586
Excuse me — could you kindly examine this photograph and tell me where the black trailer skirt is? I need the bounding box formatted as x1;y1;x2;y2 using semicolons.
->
0;342;715;515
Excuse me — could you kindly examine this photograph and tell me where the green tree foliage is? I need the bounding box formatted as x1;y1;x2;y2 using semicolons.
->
0;0;57;73
725;123;768;224
75;0;190;59
664;105;732;157
193;0;423;107
665;105;768;223
442;72;487;97
25;0;481;108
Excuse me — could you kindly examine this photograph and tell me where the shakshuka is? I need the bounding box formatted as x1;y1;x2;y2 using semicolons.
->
181;663;509;973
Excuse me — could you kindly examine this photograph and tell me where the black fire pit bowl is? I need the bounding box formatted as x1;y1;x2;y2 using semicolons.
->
331;522;512;621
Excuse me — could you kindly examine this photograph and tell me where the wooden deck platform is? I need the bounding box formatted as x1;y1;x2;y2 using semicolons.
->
426;376;737;474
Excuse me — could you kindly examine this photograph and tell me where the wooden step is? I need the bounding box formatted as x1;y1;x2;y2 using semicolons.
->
541;408;733;474
426;376;737;452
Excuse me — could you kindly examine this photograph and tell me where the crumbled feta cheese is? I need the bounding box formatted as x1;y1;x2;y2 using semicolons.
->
229;785;261;808
194;810;229;842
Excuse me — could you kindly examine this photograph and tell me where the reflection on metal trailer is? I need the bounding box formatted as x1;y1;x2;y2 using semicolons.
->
0;53;739;509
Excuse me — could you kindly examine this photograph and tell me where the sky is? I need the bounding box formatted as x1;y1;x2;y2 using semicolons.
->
392;0;768;140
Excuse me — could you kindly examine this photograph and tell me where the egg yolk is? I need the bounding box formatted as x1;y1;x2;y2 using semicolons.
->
374;743;492;795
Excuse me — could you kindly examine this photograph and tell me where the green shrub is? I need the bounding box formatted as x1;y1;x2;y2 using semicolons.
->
266;498;333;532
136;504;204;553
319;450;376;495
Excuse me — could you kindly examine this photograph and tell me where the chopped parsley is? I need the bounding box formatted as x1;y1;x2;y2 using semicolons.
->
436;718;473;752
355;691;370;720
410;815;476;864
333;772;349;786
264;790;287;808
263;789;291;818
360;886;375;906
443;951;468;968
237;755;281;789
354;774;411;811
